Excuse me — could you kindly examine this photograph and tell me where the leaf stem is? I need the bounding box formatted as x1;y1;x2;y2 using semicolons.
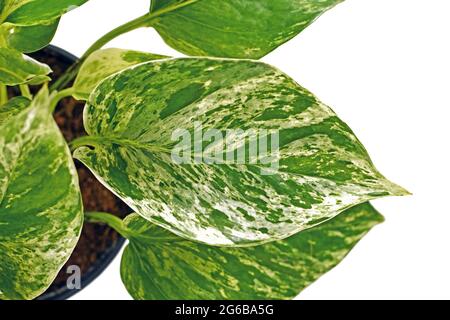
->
0;84;8;105
69;135;103;151
83;0;199;59
82;14;152;60
49;87;75;112
19;84;32;99
51;0;199;91
85;212;131;238
50;61;79;91
50;13;151;91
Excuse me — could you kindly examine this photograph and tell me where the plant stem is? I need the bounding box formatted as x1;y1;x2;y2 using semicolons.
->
49;87;75;112
0;84;8;105
82;14;153;60
69;135;103;150
50;61;79;91
19;84;32;99
85;212;131;238
51;0;199;91
50;13;151;91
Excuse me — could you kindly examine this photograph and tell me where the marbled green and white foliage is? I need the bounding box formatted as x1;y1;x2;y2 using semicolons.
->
74;57;408;246
0;0;89;84
0;95;30;126
0;47;51;85
0;20;59;53
147;0;344;58
73;48;168;100
0;0;87;26
0;87;83;300
0;0;89;51
120;202;383;299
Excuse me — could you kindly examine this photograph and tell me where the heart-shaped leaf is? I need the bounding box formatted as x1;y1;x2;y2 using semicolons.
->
146;0;344;58
0;19;59;53
0;48;51;85
1;0;88;26
0;95;30;126
0;87;83;300
73;57;408;246
73;48;168;100
119;202;383;299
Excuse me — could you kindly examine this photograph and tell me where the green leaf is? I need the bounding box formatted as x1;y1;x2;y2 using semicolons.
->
150;0;180;12
120;202;383;299
0;1;84;52
0;48;51;85
0;0;88;26
0;19;59;53
73;57;408;246
147;0;344;58
0;95;30;126
73;48;168;101
0;87;83;300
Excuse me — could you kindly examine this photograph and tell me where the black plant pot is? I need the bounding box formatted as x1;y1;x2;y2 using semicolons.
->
26;45;128;300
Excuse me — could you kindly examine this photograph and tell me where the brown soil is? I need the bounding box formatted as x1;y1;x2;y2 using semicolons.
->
16;47;131;298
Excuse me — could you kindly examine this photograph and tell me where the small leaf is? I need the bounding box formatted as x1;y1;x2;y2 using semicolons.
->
74;57;408;246
0;1;84;52
120;202;384;299
147;0;344;58
0;48;51;85
0;19;59;53
0;95;30;126
73;48;168;100
1;0;88;26
0;87;83;300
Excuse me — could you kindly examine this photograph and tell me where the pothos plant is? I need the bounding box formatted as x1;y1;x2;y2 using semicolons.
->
0;0;409;300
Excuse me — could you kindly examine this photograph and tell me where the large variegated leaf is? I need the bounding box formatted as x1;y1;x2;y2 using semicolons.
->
0;0;88;26
73;48;168;100
0;48;51;85
0;96;30;126
120;202;383;299
73;57;408;246
146;0;344;58
0;19;59;53
0;88;83;300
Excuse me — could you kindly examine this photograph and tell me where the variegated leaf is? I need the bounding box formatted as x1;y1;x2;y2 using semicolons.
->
73;48;168;100
147;0;344;58
0;0;88;26
73;57;408;246
0;48;51;85
0;0;86;52
0;19;59;53
0;87;83;300
0;96;30;126
121;202;383;299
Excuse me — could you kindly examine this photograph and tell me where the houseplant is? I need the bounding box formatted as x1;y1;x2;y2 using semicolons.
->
28;46;130;300
0;0;409;300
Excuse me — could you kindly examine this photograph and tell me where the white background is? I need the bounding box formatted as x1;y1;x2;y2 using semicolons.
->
51;0;450;300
